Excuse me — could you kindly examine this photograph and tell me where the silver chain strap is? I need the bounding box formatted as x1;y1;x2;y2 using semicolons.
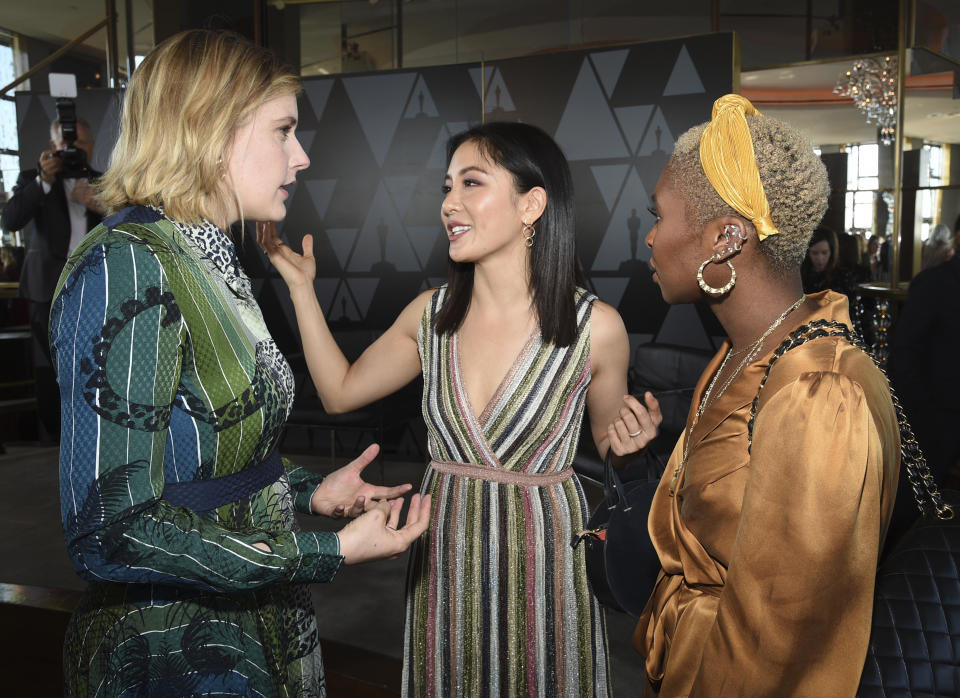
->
747;319;954;521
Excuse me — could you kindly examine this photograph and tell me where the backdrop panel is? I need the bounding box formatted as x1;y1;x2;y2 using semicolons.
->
11;34;736;453
276;33;735;354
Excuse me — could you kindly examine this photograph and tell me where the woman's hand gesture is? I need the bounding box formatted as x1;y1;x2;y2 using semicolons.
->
310;443;413;518
607;391;662;456
257;221;316;289
337;494;432;565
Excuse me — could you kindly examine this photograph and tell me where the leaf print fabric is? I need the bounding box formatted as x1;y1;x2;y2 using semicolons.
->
52;206;341;697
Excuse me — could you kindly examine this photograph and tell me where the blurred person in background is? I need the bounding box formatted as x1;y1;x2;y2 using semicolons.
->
1;117;104;440
921;223;956;270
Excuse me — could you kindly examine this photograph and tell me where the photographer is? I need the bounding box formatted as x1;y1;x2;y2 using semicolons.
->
0;117;104;440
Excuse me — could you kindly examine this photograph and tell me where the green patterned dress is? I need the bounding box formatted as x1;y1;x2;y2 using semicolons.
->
402;286;610;697
51;206;342;697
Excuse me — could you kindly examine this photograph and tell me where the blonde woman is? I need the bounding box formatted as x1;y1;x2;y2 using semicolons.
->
51;30;430;697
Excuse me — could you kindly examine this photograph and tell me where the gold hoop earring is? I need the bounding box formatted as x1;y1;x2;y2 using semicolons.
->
522;222;536;247
697;257;736;296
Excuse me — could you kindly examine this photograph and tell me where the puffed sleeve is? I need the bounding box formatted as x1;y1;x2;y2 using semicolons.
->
689;371;886;697
51;237;343;592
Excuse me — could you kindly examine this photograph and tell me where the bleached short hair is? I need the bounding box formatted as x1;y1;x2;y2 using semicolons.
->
668;112;829;272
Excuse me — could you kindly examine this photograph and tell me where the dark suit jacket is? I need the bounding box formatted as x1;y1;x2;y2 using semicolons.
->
1;168;103;303
889;253;960;475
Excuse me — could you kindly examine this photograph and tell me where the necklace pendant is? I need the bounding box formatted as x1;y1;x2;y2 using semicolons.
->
669;464;682;493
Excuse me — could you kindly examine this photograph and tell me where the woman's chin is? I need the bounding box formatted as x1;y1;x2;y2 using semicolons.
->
447;246;473;264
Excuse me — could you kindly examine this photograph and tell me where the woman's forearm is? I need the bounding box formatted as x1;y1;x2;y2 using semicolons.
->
288;282;354;412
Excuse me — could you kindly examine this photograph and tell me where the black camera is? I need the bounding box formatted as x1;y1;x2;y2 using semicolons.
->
53;97;93;179
48;73;92;180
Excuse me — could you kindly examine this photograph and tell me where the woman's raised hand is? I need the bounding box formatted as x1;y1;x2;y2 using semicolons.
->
257;221;316;289
337;494;432;565
607;391;662;456
310;443;414;517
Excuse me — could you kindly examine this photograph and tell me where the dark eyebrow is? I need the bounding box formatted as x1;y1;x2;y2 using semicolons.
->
444;165;489;181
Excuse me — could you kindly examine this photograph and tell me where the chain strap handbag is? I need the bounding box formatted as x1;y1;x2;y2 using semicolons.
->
747;319;959;697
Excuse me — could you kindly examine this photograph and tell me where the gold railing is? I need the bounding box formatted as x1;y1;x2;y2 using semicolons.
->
0;20;108;97
0;0;126;96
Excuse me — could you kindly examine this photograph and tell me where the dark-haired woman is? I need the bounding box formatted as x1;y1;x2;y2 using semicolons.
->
262;121;661;696
800;226;839;293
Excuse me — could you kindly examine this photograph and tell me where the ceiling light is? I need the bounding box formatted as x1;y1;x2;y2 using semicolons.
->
834;56;898;145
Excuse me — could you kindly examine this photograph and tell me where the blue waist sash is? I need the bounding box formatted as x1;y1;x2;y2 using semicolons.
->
161;450;283;512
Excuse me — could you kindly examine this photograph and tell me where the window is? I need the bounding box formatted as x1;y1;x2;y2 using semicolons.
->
917;142;944;242
0;38;19;200
842;140;949;255
844;142;879;237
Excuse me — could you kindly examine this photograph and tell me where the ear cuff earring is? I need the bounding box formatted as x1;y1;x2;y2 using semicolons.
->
697;225;743;296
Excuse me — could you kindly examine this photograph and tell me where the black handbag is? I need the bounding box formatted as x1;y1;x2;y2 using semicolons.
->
748;319;960;697
571;344;712;618
858;490;960;696
572;451;661;618
858;392;959;696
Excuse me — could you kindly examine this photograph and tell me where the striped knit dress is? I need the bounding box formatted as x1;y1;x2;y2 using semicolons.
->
402;286;610;697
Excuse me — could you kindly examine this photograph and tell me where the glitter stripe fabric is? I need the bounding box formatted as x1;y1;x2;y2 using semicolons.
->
402;286;610;697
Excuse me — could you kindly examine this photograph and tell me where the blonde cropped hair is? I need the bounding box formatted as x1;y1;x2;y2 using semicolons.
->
668;109;829;272
98;30;301;226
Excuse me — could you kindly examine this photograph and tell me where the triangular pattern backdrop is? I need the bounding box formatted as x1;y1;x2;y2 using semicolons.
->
281;33;734;351
12;34;734;370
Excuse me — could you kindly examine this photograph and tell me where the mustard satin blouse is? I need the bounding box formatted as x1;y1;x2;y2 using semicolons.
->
634;291;900;697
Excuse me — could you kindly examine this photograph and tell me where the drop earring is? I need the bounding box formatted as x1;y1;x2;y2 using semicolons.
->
521;222;536;247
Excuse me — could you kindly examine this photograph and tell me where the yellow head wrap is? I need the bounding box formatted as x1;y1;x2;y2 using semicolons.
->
699;94;779;241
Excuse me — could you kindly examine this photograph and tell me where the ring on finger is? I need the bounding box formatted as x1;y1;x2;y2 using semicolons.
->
628;427;645;437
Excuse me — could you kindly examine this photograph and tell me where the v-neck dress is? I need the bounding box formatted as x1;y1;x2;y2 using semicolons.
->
402;285;610;697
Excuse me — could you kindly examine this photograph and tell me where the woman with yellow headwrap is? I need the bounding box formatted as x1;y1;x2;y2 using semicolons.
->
628;95;901;696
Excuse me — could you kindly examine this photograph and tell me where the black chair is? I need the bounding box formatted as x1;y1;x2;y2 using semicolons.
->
0;325;39;449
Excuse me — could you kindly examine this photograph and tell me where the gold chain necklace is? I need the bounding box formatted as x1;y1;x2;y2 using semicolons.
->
669;295;806;492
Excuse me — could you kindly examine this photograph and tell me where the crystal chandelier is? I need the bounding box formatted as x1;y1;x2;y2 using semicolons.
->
833;56;898;145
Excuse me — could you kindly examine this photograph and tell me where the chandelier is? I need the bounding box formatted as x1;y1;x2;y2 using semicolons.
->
833;56;898;145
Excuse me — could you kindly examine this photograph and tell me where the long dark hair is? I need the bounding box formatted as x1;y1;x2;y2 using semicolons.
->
801;226;838;276
433;122;582;347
